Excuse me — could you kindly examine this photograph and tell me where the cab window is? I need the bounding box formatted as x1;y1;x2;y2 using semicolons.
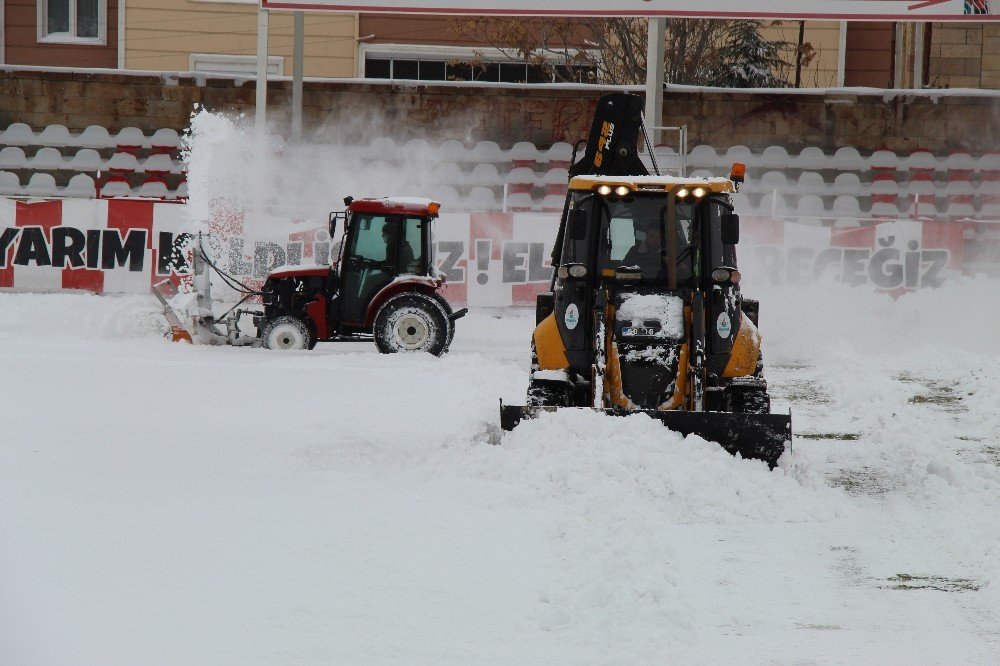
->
350;214;390;262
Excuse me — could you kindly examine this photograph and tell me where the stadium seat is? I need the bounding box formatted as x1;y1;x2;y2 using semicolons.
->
37;124;73;147
63;173;97;198
467;186;498;211
114;127;146;155
467;163;501;188
508;141;540;169
75;125;114;150
0;147;28;169
505;167;536;196
2;123;35;146
25;173;58;197
30;147;65;170
686;145;718;169
69;148;103;171
759;145;789;169
795;171;826;195
0;171;23;196
541;142;573;169
794;147;828;171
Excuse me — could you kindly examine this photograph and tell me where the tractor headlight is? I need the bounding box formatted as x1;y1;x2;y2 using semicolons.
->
614;186;630;196
597;185;612;196
676;188;689;198
693;187;707;198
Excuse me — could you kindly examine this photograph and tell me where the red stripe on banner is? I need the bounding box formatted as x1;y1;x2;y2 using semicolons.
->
512;282;547;306
470;212;513;261
439;281;467;306
922;220;964;268
2;200;63;289
16;199;62;231
107;199;155;245
831;225;876;248
742;217;784;246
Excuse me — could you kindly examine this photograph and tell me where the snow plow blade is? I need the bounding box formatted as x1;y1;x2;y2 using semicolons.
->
500;404;791;468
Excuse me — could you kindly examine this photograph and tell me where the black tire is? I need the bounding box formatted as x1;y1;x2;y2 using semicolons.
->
726;387;771;414
261;315;313;351
373;293;449;356
526;342;571;407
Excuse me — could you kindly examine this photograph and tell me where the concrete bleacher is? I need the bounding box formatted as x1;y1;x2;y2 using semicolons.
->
2;122;1000;235
0;123;187;200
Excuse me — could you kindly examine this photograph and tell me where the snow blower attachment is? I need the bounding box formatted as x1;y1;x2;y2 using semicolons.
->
500;92;791;467
154;197;466;354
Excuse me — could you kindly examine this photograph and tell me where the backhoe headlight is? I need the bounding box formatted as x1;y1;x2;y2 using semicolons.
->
614;186;630;196
558;264;588;279
597;185;612;196
676;188;689;198
711;267;741;283
693;187;707;198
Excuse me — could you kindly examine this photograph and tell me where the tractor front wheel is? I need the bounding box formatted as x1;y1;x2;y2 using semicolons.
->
261;315;313;351
373;293;449;356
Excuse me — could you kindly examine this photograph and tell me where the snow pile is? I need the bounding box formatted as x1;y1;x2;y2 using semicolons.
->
0;292;167;341
742;276;1000;362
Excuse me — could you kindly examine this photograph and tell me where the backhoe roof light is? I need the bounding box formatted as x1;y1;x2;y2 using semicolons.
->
676;188;689;198
730;162;746;182
614;186;630;196
693;187;706;198
597;185;613;195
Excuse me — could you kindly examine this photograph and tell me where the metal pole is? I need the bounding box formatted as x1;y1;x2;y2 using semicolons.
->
255;8;269;134
914;23;925;88
292;11;304;142
837;21;847;87
644;18;665;146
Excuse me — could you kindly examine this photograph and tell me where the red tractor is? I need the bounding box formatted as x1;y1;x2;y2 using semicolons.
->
157;196;466;355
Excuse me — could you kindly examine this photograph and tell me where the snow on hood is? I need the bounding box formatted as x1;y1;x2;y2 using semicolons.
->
615;293;684;339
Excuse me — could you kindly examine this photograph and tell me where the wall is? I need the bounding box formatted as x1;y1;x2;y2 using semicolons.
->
124;0;357;77
1;68;999;154
5;0;118;68
760;20;843;88
928;23;1000;89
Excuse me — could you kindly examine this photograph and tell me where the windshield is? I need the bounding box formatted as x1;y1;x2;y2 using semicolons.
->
602;196;693;282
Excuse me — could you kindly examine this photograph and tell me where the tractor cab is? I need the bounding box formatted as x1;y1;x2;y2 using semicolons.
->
257;196;465;353
328;196;441;326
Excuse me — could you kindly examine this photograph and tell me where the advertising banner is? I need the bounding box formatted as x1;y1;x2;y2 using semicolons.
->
0;198;974;306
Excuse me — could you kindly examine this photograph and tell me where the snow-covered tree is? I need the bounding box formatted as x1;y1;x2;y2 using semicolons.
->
708;20;791;88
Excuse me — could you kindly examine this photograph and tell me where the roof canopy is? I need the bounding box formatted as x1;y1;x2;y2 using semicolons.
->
259;0;994;22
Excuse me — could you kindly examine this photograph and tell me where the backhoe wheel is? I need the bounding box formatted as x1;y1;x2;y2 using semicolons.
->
261;315;313;351
726;387;772;414
526;342;571;407
373;293;449;356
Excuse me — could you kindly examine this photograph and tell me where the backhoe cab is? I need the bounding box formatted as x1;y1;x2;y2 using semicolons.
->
500;93;790;467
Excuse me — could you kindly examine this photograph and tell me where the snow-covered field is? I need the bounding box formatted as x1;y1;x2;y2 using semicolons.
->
2;283;1000;665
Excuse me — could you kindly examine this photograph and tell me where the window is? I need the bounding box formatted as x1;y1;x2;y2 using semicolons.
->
401;218;425;275
38;0;106;44
350;215;390;263
190;54;284;77
360;44;597;85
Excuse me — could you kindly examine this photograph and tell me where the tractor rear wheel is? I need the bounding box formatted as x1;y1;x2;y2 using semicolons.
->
373;293;449;356
261;315;313;351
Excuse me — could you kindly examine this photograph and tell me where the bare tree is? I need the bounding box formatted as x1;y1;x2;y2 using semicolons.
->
448;17;800;87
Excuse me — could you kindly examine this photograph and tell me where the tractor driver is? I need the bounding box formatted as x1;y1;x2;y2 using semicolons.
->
620;221;666;279
380;222;416;274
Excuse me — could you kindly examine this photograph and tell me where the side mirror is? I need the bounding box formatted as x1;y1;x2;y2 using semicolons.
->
721;212;740;245
328;212;338;239
567;207;589;240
